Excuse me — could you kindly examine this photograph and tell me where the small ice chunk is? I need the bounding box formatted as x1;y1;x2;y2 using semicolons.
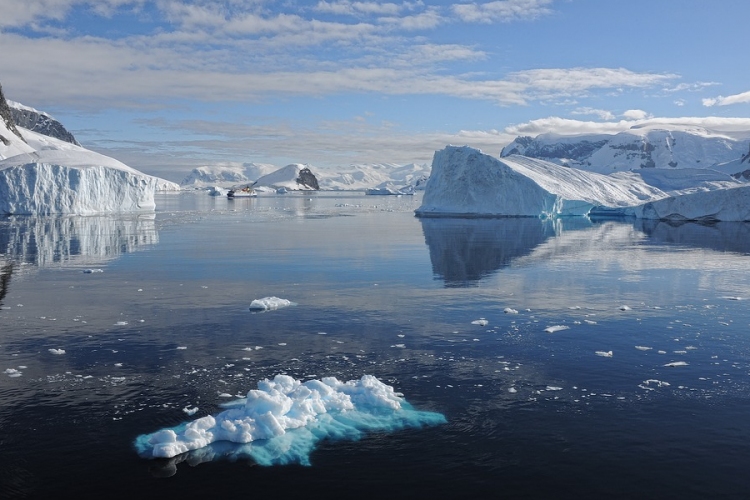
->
177;346;187;350
664;361;688;367
503;308;518;314
183;406;199;416
4;368;22;377
249;297;294;311
635;346;652;351
83;269;104;273
471;319;488;326
49;348;66;355
544;325;569;333
508;387;517;393
545;386;563;391
595;350;613;357
115;321;128;326
619;305;631;311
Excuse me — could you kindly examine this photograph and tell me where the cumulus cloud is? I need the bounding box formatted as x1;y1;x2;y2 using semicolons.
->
703;90;750;107
621;109;651;120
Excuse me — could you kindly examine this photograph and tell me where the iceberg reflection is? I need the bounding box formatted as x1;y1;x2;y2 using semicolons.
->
421;216;750;287
637;219;750;255
420;217;587;287
0;214;158;268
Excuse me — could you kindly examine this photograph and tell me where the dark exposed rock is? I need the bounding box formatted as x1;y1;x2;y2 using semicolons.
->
296;167;319;190
9;103;80;146
0;83;26;145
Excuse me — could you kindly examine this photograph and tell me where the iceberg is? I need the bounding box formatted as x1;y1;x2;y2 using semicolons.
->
0;85;178;214
416;146;750;221
134;375;446;466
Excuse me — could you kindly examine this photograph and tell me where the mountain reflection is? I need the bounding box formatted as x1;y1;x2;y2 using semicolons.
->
0;214;159;268
419;217;585;287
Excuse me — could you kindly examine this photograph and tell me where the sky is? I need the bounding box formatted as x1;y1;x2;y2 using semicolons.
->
2;0;750;182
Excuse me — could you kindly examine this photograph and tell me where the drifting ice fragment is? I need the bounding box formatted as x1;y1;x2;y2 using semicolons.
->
619;305;631;311
471;318;489;326
48;348;66;355
248;297;294;311
135;375;446;466
664;361;688;367
544;325;569;333
503;308;518;314
595;351;613;357
83;269;103;273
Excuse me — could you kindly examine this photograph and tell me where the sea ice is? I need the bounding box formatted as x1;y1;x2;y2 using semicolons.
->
664;361;689;367
471;318;489;326
135;374;446;466
48;348;65;355
544;325;569;333
503;308;518;314
248;297;294;311
595;351;614;357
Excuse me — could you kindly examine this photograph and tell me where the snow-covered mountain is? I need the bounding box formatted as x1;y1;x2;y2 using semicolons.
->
180;162;279;188
417;146;750;221
0;83;178;214
501;125;750;179
316;162;430;191
181;160;430;192
253;163;319;191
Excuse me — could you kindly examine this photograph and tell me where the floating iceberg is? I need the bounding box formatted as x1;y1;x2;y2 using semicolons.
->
248;296;294;311
416;146;750;221
1;87;178;214
134;375;446;466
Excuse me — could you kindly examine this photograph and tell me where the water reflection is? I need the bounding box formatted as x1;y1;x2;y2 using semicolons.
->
421;217;750;286
637;219;750;255
0;261;12;307
0;214;158;268
419;217;573;287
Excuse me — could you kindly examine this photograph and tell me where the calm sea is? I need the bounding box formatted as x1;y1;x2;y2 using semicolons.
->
2;191;750;499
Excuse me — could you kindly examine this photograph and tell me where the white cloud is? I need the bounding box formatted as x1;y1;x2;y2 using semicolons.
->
571;107;615;121
621;109;650;120
451;0;554;23
703;90;750;107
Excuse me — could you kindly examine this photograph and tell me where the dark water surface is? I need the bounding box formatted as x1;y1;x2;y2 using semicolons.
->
2;192;750;499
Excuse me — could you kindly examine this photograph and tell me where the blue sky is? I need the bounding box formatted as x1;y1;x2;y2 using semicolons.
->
2;0;750;181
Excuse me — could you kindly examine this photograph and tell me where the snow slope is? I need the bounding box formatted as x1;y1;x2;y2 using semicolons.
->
416;146;750;221
253;164;319;190
501;125;750;178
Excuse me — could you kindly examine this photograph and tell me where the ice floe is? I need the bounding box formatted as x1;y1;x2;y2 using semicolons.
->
135;375;446;465
664;361;689;367
48;348;66;355
471;318;489;326
544;325;569;333
248;297;294;311
595;351;614;357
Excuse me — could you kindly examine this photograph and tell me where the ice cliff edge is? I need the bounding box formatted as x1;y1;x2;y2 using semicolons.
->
415;146;750;222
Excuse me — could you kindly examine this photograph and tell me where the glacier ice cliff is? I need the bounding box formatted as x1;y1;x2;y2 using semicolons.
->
416;146;750;222
0;150;175;215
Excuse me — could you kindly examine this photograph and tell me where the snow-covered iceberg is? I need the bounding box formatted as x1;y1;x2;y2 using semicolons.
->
416;146;750;221
134;374;446;466
0;84;178;214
